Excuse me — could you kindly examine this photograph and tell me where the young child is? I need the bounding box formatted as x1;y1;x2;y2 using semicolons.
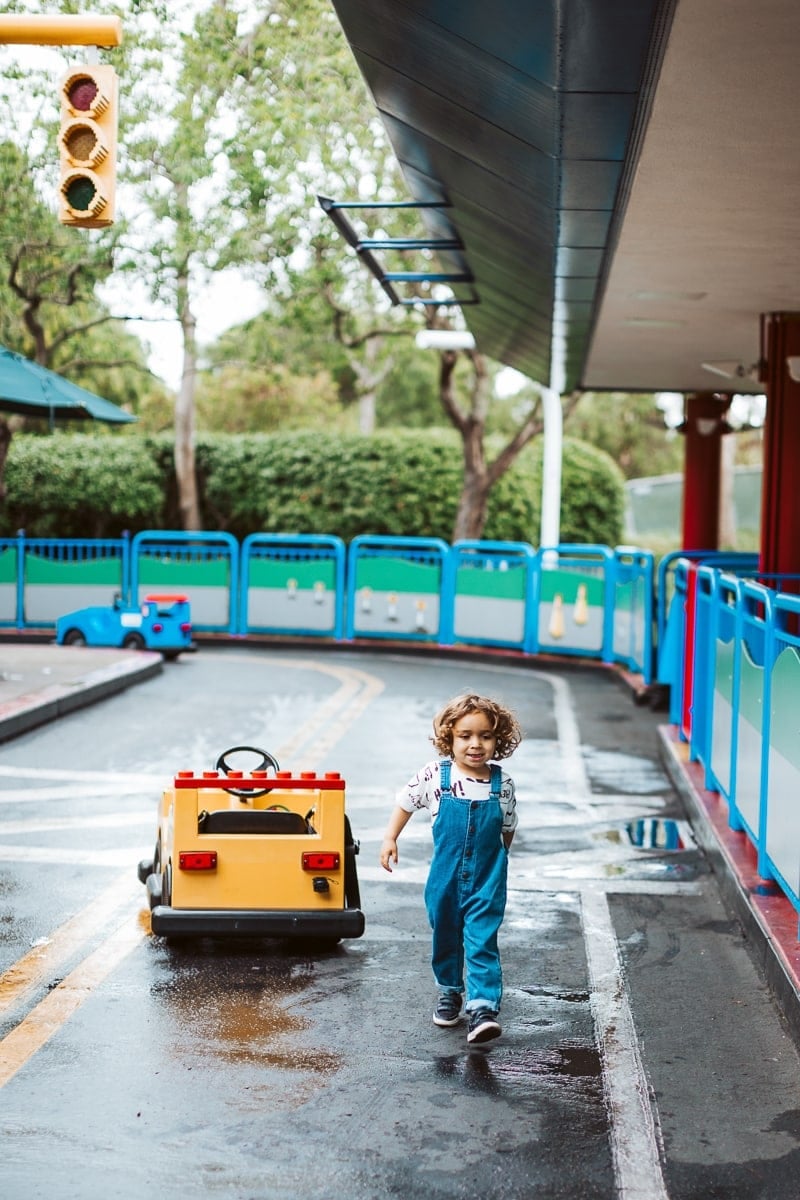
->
380;692;522;1044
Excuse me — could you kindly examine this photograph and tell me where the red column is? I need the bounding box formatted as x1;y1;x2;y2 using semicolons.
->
680;392;732;551
760;314;800;580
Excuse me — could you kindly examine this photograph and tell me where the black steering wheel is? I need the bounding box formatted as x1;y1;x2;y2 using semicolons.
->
215;745;280;798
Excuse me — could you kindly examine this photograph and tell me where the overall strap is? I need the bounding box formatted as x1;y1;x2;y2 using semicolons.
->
439;758;452;795
489;763;502;800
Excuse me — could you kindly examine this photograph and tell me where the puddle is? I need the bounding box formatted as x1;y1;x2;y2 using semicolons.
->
519;986;590;1004
593;818;696;852
434;1040;602;1101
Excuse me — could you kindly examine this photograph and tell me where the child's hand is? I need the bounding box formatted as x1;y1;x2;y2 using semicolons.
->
380;838;398;872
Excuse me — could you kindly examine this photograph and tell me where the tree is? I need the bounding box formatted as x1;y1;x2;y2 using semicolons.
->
435;337;580;541
566;391;683;480
0;139;155;497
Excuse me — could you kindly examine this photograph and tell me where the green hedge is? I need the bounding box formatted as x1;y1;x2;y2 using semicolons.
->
0;429;625;545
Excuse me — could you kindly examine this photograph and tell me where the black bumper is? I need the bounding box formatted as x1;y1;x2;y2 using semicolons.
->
150;905;365;939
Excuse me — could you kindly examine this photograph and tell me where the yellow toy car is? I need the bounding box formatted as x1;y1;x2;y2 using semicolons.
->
137;746;364;943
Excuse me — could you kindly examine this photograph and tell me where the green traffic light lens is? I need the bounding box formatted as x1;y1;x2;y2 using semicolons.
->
65;175;97;213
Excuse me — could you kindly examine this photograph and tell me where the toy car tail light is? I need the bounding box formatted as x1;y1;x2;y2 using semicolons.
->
180;622;192;633
152;622;163;633
302;851;339;871
179;850;217;870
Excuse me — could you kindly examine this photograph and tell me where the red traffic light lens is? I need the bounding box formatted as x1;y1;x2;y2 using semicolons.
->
67;76;99;112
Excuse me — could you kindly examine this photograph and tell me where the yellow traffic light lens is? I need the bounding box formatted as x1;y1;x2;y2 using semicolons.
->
64;124;97;161
60;119;108;168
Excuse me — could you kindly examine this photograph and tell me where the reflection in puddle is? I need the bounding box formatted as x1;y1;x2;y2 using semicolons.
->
434;1041;603;1107
519;986;590;1004
149;951;342;1107
594;818;696;852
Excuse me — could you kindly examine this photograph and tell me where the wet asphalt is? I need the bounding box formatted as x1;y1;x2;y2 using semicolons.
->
1;646;799;1199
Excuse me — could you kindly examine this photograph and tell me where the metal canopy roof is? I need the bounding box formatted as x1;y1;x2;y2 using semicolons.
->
330;0;800;395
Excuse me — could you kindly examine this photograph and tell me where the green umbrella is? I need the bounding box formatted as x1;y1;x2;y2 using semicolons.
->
0;345;136;424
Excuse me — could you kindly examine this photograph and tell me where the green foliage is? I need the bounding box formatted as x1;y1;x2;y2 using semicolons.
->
0;434;165;538
566;392;683;480
195;361;346;433
556;438;627;546
1;430;625;548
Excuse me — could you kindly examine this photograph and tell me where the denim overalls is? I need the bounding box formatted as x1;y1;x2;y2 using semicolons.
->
423;758;508;1011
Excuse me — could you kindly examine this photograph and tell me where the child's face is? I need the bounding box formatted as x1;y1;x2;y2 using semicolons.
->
450;709;498;776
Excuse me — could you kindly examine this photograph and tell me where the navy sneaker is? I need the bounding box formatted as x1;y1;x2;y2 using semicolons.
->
433;991;463;1026
466;1008;501;1044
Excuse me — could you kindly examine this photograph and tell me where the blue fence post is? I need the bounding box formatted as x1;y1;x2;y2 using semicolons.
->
239;533;345;640
345;535;451;644
449;540;534;652
755;588;777;880
121;529;131;605
130;531;240;634
438;542;455;647
15;529;25;628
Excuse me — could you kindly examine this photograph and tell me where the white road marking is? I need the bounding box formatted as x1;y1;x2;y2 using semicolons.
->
0;786;150;804
0;765;162;784
360;865;701;894
583;889;669;1199
0;812;153;835
0;845;145;866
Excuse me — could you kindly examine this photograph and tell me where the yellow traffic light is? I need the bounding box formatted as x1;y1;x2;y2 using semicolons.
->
58;64;117;228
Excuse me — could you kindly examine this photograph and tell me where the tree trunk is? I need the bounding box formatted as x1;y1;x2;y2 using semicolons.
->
175;270;201;531
0;417;12;502
439;346;493;541
358;389;376;435
353;336;384;435
452;471;491;541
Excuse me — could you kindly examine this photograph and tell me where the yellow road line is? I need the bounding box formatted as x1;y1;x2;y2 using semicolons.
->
0;870;142;1018
0;910;145;1089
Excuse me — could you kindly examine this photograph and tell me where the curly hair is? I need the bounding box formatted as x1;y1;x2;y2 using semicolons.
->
431;693;522;760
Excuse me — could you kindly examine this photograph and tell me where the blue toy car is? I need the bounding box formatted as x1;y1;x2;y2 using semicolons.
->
55;593;194;660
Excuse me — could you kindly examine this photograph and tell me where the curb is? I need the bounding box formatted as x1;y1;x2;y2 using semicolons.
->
0;652;163;744
658;725;800;1038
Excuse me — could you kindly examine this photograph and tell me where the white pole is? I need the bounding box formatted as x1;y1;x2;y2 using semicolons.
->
540;387;562;567
540;317;566;566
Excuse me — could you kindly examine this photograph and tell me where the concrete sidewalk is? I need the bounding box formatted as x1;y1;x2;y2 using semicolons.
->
0;641;162;743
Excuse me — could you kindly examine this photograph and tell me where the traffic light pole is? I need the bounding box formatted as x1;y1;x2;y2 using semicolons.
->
0;15;122;46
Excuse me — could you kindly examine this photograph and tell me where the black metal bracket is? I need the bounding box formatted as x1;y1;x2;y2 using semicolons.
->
317;196;478;307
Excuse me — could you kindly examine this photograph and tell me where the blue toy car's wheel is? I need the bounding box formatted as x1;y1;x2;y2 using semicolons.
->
122;632;146;651
62;628;87;646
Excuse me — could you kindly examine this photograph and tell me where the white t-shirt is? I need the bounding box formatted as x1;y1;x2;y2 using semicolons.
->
396;759;518;833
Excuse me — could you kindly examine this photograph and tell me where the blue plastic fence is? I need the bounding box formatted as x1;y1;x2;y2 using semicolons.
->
683;566;800;929
0;532;654;679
